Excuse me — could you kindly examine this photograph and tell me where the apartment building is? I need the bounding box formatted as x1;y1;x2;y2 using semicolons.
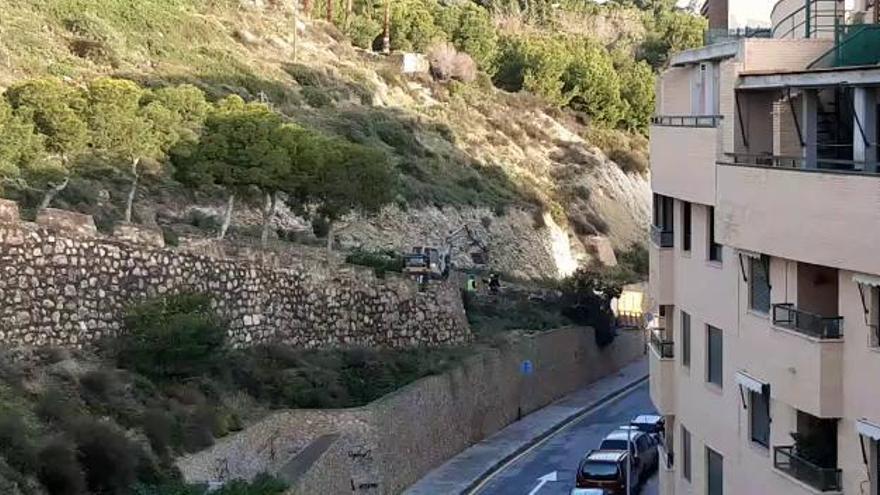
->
648;0;880;494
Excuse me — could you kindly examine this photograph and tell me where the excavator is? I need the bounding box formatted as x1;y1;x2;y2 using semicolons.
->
403;225;488;283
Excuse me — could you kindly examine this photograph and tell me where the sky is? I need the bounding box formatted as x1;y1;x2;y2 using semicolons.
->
675;0;856;28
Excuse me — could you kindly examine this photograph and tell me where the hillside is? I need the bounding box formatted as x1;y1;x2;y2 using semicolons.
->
0;0;700;279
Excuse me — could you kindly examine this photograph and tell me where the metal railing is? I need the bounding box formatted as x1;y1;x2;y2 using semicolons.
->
723;152;872;173
772;303;844;339
771;0;844;40
650;328;675;359
650;225;674;248
651;115;723;128
773;446;842;492
705;27;772;45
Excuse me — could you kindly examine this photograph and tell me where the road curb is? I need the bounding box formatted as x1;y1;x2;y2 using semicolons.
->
462;372;650;495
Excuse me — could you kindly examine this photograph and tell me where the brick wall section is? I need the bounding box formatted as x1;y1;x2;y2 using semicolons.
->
178;327;646;494
0;199;469;348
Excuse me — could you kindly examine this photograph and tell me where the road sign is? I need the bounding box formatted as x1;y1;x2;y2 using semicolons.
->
521;360;534;376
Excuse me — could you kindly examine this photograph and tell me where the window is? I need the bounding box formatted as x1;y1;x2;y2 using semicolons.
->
708;206;722;262
681;311;691;368
749;255;771;313
750;388;771;447
872;287;880;348
681;425;692;482
707;447;723;495
707;325;723;387
682;202;692;251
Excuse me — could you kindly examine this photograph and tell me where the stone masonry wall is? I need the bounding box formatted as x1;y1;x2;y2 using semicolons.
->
178;327;646;494
0;200;469;348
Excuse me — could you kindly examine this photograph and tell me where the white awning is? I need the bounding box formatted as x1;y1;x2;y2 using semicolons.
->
854;273;880;288
738;249;762;260
735;370;766;393
857;418;880;440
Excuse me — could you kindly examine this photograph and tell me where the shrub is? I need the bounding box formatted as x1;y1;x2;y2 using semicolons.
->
0;413;36;474
390;0;444;52
118;294;227;381
608;148;648;175
452;52;477;83
427;43;457;81
346;15;383;50
37;437;87;495
301;86;334;108
213;473;287;495
141;409;176;458
68;418;141;495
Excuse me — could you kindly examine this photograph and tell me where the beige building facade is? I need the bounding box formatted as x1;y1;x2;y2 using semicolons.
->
649;1;880;494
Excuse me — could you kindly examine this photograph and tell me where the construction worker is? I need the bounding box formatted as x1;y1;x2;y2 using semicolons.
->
466;274;477;292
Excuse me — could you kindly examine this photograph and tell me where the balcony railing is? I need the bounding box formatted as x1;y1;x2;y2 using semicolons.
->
651;115;723;128
650;328;675;359
772;303;843;339
651;225;674;248
723;152;872;173
773;445;842;492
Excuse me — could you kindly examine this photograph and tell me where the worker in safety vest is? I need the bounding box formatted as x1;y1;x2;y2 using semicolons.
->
466;274;477;292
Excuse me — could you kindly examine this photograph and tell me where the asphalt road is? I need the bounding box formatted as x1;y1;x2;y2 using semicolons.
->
473;382;658;495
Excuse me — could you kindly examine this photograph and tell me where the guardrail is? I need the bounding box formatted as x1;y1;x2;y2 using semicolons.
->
809;23;880;68
773;445;842;492
650;328;675;359
651;115;723;128
771;0;843;40
650;225;674;248
772;303;843;339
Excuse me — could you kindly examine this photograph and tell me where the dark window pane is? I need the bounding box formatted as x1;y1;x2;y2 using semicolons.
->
682;426;692;481
707;447;723;495
681;311;691;367
683;202;692;251
749;256;771;313
708;206;722;262
707;326;723;387
750;389;770;447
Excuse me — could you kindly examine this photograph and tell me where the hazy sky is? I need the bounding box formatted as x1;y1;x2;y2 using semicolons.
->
676;0;856;28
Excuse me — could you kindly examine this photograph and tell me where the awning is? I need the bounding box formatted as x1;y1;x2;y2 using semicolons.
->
857;418;880;441
735;370;766;393
854;273;880;288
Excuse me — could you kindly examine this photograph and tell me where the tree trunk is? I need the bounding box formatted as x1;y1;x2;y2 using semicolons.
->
382;0;391;53
344;0;353;28
260;191;278;248
326;0;333;22
124;158;140;224
218;193;235;240
303;0;311;16
325;220;335;252
292;0;299;62
37;176;70;212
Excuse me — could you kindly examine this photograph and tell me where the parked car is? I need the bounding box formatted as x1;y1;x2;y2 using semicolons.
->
570;488;609;495
598;429;659;478
575;450;632;494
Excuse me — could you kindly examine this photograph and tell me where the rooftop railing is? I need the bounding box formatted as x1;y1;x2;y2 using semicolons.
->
773;445;842;492
772;303;843;339
650;328;675;359
651;115;723;128
650;225;674;248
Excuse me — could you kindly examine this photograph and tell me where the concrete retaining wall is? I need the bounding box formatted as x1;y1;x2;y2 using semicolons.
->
179;327;646;494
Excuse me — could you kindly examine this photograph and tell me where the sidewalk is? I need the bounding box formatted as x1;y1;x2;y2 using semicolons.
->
403;358;649;495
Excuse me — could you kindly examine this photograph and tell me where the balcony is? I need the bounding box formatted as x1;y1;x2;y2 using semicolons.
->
650;225;674;248
649;328;676;415
715;160;880;276
649;241;674;306
772;304;843;339
650;117;719;205
773;446;842;492
650;328;675;358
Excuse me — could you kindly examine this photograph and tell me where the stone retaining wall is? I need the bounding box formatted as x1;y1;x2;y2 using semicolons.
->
0;199;469;348
178;326;646;494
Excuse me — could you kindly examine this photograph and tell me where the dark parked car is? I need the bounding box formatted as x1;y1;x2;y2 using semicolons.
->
598;429;658;479
631;414;665;440
575;450;631;494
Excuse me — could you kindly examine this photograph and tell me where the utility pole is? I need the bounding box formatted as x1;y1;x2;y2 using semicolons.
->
626;423;632;495
382;0;391;53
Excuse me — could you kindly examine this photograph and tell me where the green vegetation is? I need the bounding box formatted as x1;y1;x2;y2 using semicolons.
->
345;249;406;277
0;294;470;494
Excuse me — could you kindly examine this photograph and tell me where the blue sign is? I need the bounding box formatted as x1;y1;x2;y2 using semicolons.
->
521;360;534;376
